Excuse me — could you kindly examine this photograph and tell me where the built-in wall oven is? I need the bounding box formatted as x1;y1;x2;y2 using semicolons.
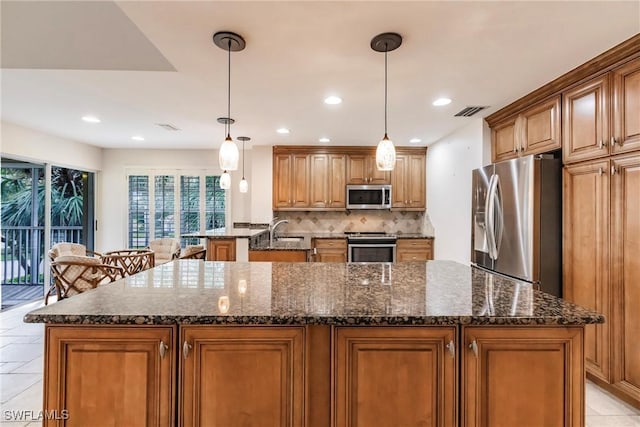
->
346;232;397;262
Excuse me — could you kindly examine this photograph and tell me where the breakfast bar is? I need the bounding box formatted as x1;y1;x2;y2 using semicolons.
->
25;260;603;427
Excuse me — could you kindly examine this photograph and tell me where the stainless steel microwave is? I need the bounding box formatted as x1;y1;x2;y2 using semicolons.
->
346;185;392;209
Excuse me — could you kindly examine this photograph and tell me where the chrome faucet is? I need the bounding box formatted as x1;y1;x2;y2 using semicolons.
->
269;219;289;245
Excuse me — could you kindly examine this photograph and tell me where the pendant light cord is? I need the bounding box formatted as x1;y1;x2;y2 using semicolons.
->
226;39;231;138
384;42;388;136
242;140;245;179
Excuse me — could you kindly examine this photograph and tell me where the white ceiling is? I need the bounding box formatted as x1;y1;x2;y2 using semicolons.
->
1;1;639;150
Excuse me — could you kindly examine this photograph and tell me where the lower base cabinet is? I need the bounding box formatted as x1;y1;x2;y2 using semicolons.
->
42;324;586;427
180;326;305;427
334;327;456;427
44;326;175;427
462;326;584;427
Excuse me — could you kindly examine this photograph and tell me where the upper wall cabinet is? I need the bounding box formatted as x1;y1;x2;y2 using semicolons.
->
563;57;640;164
491;96;561;163
391;152;426;210
563;75;611;163
346;153;390;185
612;57;640;155
273;146;426;211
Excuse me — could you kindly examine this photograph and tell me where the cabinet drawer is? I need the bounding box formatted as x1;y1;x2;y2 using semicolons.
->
313;238;347;249
397;239;432;250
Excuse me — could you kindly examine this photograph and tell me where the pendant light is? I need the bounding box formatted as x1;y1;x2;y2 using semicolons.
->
237;136;250;193
371;32;402;171
214;31;245;172
218;118;232;190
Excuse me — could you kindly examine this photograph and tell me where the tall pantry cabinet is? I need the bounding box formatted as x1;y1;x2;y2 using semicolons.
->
563;56;640;408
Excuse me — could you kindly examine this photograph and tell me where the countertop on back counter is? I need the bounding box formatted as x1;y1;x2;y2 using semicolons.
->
182;228;266;239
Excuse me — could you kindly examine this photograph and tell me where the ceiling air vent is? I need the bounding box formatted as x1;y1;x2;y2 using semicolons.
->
454;106;488;117
156;123;181;131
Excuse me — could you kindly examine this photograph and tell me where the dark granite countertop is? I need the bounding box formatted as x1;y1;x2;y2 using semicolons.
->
25;260;603;326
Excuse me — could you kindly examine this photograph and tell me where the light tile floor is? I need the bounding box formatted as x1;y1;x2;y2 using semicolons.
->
1;300;639;426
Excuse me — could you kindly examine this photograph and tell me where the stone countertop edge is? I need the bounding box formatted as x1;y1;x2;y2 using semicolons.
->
182;228;267;239
23;313;604;326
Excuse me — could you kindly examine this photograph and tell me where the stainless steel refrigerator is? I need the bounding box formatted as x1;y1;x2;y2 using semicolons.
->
471;155;562;296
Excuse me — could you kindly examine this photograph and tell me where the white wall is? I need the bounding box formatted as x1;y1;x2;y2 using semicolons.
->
99;148;252;251
426;119;485;264
250;145;273;224
1;121;102;171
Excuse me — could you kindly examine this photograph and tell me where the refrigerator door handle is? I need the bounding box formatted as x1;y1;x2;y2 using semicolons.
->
493;175;504;258
485;174;498;260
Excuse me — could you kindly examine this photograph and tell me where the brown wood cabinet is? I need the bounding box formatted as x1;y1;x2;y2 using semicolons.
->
610;153;640;407
490;96;561;163
391;152;426;210
462;326;584;427
334;327;457;427
309;153;346;209
312;238;347;262
563;75;611;163
180;326;305;427
346;153;390;185
248;249;308;262
206;238;236;261
44;325;175;427
396;238;433;261
273;152;310;209
563;160;611;382
564;153;640;407
612;58;640;155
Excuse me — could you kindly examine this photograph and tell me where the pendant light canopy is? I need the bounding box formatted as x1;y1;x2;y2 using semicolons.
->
371;32;402;171
214;31;245;172
237;136;250;193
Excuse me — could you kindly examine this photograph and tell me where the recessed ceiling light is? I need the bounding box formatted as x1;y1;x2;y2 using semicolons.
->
433;98;452;106
131;136;145;141
82;115;101;123
276;128;290;134
410;138;422;143
319;137;330;143
324;96;342;105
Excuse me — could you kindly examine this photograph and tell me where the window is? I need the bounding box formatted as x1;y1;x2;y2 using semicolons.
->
127;171;226;248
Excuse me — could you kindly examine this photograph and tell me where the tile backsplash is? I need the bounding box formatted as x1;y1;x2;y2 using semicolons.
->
272;211;435;235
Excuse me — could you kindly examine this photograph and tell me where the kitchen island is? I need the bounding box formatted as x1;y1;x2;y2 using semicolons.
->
25;260;602;427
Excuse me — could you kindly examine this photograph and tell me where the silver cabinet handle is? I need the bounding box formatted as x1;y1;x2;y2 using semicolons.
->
159;341;168;359
611;136;619;146
598;167;603;176
469;339;478;357
183;341;192;359
446;340;455;358
611;165;617;176
598;140;604;149
513;146;518;153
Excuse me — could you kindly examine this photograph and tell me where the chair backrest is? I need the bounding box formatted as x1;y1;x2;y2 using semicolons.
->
149;238;181;265
50;255;124;298
49;242;87;261
180;245;206;260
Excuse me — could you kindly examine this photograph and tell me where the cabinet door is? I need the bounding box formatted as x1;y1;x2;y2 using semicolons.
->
563;160;610;381
45;326;175;427
313;238;347;262
207;239;236;261
521;95;561;155
406;153;426;208
367;154;391;184
611;153;640;405
328;154;347;208
292;154;310;207
390;154;407;208
335;327;457;427
491;116;518;162
612;58;640;155
309;153;329;208
346;154;367;184
180;326;304;427
462;327;584;427
273;154;293;208
563;74;611;163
